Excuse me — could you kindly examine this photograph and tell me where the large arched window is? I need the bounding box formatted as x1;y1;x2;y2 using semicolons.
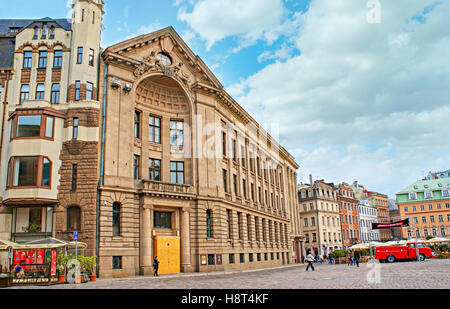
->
67;206;81;232
112;202;121;236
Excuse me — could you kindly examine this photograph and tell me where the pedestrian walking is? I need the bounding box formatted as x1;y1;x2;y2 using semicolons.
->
306;251;315;272
153;256;160;277
354;250;361;268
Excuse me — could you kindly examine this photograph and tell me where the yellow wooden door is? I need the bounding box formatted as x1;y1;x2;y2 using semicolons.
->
154;236;180;275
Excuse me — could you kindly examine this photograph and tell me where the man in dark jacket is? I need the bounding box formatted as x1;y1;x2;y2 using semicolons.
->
153;256;160;276
354;250;361;267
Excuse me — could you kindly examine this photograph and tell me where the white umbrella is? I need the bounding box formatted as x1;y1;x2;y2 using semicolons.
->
425;237;450;243
367;241;383;247
406;238;425;243
349;243;369;250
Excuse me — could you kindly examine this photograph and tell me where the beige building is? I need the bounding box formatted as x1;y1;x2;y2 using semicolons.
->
99;27;299;277
298;176;342;257
0;0;300;277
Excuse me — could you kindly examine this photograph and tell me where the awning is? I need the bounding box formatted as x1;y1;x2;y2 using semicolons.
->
0;238;87;250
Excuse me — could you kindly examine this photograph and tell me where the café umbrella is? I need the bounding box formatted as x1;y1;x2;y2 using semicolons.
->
424;237;450;244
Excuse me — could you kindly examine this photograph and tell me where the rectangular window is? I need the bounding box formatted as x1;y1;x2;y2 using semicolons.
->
51;84;60;104
208;254;215;265
170;161;184;184
71;164;77;190
233;174;238;195
439;215;443;222
170;120;184;146
86;82;93;100
242;179;247;199
422;216;427;223
45;116;54;138
16;115;41;137
206;210;212;238
113;202;121;236
149;116;161;143
77;47;83;64
36;84;45;100
154;212;172;229
89;49;95;66
223;169;228;193
23;51;32;68
41;158;51;186
13;157;39;187
53;50;62;68
112;256;122;270
20;84;30;104
134;110;141;139
231;138;236;161
240;253;245;263
148;158;161;181
222;132;227;157
430;216;435;223
133;155;140;180
73;118;79;139
229;254;235;264
241;145;246;167
75;81;81;101
38;51;47;68
227;210;232;239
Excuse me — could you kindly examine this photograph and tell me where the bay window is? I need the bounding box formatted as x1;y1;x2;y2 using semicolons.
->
7;156;52;188
11;114;55;140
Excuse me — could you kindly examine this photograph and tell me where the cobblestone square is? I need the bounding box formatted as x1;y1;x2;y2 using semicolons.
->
7;259;450;289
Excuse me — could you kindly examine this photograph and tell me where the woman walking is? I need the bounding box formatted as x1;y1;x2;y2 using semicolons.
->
306;251;315;272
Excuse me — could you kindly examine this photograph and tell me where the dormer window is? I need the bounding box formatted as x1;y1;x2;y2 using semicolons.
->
41;23;47;39
156;52;172;66
33;26;39;39
442;188;450;198
409;191;417;200
49;26;55;39
424;190;433;199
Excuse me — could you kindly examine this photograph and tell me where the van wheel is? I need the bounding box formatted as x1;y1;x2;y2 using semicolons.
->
419;254;425;262
387;255;395;263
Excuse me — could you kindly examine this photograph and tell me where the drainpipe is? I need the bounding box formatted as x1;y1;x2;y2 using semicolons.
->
0;70;11;172
95;61;108;276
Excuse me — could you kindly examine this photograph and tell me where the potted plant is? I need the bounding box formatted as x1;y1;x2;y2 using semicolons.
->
83;256;97;282
0;273;11;288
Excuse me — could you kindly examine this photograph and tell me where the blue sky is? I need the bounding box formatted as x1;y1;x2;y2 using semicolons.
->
2;0;450;198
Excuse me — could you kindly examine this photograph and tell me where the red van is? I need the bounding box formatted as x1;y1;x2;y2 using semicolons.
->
376;243;435;263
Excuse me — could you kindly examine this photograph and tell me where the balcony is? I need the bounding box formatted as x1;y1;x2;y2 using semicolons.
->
139;180;195;199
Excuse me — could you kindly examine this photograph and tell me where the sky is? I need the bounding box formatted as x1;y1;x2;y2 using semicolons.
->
2;0;450;199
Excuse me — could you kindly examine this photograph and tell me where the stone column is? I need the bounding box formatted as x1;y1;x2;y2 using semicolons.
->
141;204;153;275
180;207;193;273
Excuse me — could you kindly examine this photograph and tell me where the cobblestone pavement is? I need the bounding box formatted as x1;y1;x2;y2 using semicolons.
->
7;259;450;289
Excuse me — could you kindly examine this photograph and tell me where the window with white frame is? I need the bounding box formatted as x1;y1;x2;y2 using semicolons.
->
409;191;417;200
424;190;433;199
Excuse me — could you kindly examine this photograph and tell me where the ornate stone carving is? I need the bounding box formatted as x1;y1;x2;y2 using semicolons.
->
134;51;192;89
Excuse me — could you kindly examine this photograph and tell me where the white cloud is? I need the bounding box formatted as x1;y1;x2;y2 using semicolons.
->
177;0;286;50
126;23;163;40
230;0;450;197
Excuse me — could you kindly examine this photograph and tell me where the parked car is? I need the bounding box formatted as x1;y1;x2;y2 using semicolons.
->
376;243;435;263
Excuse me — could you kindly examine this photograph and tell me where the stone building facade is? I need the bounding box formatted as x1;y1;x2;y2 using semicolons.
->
337;182;360;247
99;27;299;277
0;1;300;277
298;176;342;257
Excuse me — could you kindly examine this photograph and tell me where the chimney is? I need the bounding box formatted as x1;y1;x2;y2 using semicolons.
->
309;174;313;185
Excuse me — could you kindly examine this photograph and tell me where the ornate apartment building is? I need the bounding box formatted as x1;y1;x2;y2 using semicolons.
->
298;176;342;257
337;182;360;247
0;0;103;260
0;0;300;277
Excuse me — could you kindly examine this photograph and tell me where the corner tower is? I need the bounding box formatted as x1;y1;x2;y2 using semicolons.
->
68;0;104;98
